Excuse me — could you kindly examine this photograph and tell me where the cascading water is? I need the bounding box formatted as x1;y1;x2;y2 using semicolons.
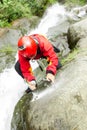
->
29;3;67;35
0;3;86;130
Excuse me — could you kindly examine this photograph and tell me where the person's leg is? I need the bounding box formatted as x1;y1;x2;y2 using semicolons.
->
57;60;62;70
14;61;24;78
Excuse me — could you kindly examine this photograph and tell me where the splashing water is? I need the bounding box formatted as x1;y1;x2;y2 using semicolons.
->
0;67;26;130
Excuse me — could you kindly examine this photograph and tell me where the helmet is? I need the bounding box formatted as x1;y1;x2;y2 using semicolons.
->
18;36;37;58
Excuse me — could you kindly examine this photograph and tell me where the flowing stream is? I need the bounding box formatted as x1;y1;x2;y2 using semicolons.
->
0;3;86;130
29;3;67;35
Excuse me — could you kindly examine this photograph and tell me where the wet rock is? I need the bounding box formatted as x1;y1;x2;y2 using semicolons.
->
47;20;70;57
12;16;40;35
0;28;22;47
0;17;40;47
11;17;87;130
67;18;87;49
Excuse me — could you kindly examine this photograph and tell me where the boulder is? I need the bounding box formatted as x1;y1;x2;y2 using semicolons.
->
67;18;87;49
0;17;39;48
47;20;70;57
0;28;22;47
11;18;87;130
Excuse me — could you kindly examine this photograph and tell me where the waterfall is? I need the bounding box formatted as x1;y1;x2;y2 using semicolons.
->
29;3;67;35
0;3;86;130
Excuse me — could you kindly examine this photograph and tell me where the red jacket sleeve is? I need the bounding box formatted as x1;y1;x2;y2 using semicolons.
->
18;51;35;81
38;35;58;75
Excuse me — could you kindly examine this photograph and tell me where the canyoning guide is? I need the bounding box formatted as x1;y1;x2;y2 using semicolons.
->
15;34;61;93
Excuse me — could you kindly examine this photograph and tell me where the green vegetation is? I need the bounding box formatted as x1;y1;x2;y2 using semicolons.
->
0;0;57;27
0;44;17;72
61;48;80;65
65;0;86;6
0;44;16;55
0;0;86;27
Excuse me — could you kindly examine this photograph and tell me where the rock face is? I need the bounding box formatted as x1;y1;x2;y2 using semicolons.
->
11;18;87;130
0;17;39;47
67;18;87;49
0;28;22;47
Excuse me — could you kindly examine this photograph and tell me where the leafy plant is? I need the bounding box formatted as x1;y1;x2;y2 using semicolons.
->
0;0;58;27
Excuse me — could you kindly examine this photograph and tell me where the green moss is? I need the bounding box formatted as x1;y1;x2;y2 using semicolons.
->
0;44;17;72
11;93;33;130
65;0;86;7
61;48;80;65
0;44;16;55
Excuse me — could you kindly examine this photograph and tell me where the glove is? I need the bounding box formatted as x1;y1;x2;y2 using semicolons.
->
27;80;37;91
46;73;55;83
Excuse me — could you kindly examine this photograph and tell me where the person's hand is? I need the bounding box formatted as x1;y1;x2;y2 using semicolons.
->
27;80;36;91
46;73;55;83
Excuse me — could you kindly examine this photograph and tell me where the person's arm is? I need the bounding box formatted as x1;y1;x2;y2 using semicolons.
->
18;52;35;81
45;44;58;83
40;36;58;74
39;35;58;82
18;53;36;90
18;52;37;90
